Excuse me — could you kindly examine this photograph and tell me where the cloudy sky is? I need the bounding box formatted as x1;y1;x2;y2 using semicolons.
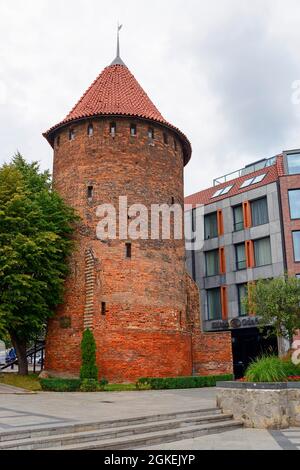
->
1;0;300;196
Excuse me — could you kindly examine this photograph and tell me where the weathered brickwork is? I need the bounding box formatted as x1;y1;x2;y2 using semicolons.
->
279;175;300;277
185;273;233;376
44;117;233;382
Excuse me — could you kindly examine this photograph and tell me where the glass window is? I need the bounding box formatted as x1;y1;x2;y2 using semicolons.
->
289;190;300;219
237;284;248;317
205;250;219;277
87;124;93;136
69;129;75;141
252;174;266;184
207;288;222;320
293;231;300;262
236;243;246;270
240;178;253;189
251;197;269;227
287;153;300;175
204;212;218;240
211;185;234;198
233;205;244;231
130;124;137;136
240;174;266;189
296;274;300;279
254;237;272;267
148;128;154;140
110;122;116;136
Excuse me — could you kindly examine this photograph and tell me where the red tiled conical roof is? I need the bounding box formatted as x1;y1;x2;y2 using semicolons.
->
43;62;191;164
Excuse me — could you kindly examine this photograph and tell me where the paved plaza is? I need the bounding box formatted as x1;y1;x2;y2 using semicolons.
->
0;386;299;450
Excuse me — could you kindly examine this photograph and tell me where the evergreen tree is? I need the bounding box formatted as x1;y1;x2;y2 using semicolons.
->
80;329;98;380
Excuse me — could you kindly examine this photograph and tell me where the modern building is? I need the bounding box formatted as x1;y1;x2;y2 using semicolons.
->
185;151;300;377
42;45;233;382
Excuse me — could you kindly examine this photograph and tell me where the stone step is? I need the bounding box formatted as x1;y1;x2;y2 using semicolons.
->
0;413;235;450
0;408;220;444
46;420;243;450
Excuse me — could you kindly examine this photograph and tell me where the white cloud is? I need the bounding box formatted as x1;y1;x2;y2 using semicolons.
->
1;0;300;195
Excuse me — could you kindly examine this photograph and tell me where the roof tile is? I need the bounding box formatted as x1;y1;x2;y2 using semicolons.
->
43;63;192;164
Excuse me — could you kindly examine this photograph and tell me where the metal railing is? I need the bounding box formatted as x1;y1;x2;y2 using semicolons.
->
213;156;277;186
0;341;45;373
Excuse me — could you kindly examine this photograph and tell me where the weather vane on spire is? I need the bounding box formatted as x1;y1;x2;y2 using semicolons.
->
111;23;126;67
117;23;123;58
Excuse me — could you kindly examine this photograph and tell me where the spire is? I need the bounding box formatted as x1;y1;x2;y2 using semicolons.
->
111;23;126;66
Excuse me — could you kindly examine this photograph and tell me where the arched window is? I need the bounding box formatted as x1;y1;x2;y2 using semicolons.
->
130;124;137;137
56;136;60;147
110;122;116;137
174;138;177;151
69;129;75;141
87;123;93;137
163;132;168;145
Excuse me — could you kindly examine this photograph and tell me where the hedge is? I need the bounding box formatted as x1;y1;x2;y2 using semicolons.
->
40;378;81;392
136;374;233;390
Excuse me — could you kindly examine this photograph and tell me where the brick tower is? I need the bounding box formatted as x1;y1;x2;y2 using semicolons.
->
43;45;233;382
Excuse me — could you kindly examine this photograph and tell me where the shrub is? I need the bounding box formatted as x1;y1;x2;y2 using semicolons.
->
40;378;81;392
282;360;300;377
245;356;287;382
80;329;98;381
80;379;99;392
99;378;109;391
136;374;233;390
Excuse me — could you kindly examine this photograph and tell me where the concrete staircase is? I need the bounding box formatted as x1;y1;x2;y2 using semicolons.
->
0;408;243;450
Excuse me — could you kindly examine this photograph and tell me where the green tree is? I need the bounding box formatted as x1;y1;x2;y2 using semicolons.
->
80;329;98;380
245;276;300;356
0;154;77;374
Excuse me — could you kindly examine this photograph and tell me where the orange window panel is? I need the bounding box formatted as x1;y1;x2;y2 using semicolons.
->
217;209;224;236
245;240;255;268
219;247;226;274
243;201;252;229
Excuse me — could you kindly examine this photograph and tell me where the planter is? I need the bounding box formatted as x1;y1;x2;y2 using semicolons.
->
216;381;300;429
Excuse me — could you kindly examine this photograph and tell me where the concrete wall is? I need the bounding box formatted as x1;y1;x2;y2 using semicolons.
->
186;182;285;332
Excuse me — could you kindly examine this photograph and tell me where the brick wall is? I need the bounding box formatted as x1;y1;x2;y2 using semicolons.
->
45;118;191;381
45;117;234;382
279;175;300;276
185;273;233;376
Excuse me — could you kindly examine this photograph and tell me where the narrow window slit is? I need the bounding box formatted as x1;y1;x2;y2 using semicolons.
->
87;186;93;199
87;123;94;136
125;243;132;259
130;124;137;136
110;122;116;137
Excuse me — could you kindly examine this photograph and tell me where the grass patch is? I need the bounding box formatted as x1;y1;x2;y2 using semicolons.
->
103;383;137;392
0;373;41;391
245;355;300;382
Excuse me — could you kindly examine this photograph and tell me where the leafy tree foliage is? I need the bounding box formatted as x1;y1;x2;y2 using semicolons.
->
0;154;78;374
245;276;300;356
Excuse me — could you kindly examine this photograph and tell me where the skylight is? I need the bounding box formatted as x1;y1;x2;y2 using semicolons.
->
212;185;234;198
240;178;253;189
252;174;266;184
240;173;266;189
